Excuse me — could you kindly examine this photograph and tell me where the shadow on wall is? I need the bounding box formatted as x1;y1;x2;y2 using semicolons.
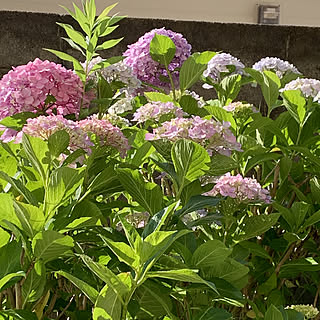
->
1;10;320;103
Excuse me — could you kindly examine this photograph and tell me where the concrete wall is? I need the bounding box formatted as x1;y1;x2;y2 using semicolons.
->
1;0;320;27
1;11;320;103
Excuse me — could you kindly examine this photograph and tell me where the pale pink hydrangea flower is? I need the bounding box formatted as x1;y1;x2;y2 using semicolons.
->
204;172;271;203
0;58;84;119
133;101;184;123
20;115;92;151
145;116;242;156
224;101;258;120
78;114;130;157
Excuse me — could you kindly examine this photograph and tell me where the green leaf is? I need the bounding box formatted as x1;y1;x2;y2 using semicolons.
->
302;209;320;230
96;38;123;51
96;3;118;22
56;23;87;49
32;230;74;263
93;284;121;320
45;167;84;216
0;227;10;249
144;92;174;103
48;130;70;158
175;195;220;218
117;168;163;215
22;134;49;184
171;139;210;193
219;74;242;104
13;201;45;238
56;270;98;304
0;194;21;232
22;261;45;303
204;105;236;129
0;241;22;280
0;271;25;292
239;241;272;260
149;34;176;67
234;213;281;241
0;171;38;205
180;51;216;91
0;112;36;130
0;310;38;320
179;95;208;117
192;240;231;268
282;90;306;124
142;201;180;238
70;3;90;35
147;269;218;294
194;307;232;320
209;154;237;176
265;305;284;320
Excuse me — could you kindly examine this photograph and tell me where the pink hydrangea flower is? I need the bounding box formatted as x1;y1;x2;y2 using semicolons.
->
21;115;92;151
204;172;271;203
123;28;191;90
0;58;84;119
145;116;242;156
78;115;130;157
133;101;184;123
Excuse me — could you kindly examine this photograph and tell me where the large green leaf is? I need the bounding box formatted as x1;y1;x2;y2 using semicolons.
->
0;227;10;249
0;112;36;130
0;310;38;320
22;261;46;303
265;305;284;320
117;168;163;215
80;255;130;303
13;201;45;238
171;139;210;194
48;130;70;158
234;213;281;241
22;135;49;184
180;51;216;91
194;307;232;320
282;90;306;124
0;271;25;292
56;270;98;304
0;241;22;280
192;240;231;268
149;34;176;67
147;269;218;293
32;230;74;263
44;167;85;216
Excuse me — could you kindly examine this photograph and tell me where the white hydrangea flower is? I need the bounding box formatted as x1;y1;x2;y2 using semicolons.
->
286;304;319;319
281;78;320;103
252;57;301;79
203;53;245;87
108;96;133;115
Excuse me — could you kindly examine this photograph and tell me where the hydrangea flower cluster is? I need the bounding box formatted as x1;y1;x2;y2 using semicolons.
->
203;53;245;87
204;173;271;203
133;101;184;123
85;57;141;95
78;115;130;157
286;305;319;319
0;58;84;119
145;116;242;156
224;101;258;120
108;96;133;115
281;78;320;103
21;115;92;151
123;28;192;90
104;113;131;128
252;57;301;79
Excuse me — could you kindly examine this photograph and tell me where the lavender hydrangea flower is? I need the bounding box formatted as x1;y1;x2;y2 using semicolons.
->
280;78;320;103
0;58;84;119
85;57;141;95
203;53;245;88
133;101;184;123
145;116;242;156
123;28;192;90
252;57;301;79
204;172;271;203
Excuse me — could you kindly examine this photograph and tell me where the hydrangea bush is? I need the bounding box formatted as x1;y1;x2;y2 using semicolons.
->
0;1;320;320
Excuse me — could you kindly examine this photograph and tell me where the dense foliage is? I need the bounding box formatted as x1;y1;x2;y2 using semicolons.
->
0;1;320;319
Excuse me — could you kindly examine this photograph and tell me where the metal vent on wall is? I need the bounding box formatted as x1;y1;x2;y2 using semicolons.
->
258;5;280;24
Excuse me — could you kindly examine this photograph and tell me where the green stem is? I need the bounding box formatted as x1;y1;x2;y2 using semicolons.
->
165;65;177;102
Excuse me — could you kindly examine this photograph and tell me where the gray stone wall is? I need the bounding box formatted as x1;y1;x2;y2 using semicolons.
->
1;11;320;103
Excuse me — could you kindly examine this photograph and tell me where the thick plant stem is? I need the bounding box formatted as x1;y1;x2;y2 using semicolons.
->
275;242;296;275
15;283;22;309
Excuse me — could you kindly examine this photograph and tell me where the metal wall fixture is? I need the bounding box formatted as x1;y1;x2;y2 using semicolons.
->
258;5;280;24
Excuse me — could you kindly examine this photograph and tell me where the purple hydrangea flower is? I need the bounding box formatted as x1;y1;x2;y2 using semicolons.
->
203;53;245;88
133;101;184;123
123;28;192;90
252;57;301;79
145;116;242;156
0;58;84;119
204;172;271;203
